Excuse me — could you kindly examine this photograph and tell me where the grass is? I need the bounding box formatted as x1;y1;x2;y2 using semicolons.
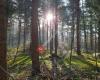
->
7;48;100;79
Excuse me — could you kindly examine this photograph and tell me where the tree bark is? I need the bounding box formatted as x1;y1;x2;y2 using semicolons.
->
0;0;7;80
90;14;93;52
82;2;88;53
31;0;40;75
76;0;81;55
98;19;100;53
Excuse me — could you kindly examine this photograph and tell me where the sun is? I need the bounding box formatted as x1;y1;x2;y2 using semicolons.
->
46;11;54;22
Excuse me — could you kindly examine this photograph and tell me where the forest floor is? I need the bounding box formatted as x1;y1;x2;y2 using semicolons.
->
7;48;100;80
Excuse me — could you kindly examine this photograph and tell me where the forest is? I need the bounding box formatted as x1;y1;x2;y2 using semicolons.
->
0;0;100;80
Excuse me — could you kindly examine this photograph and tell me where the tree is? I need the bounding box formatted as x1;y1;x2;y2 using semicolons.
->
0;0;7;79
87;0;100;52
31;0;40;75
89;13;93;51
76;0;81;55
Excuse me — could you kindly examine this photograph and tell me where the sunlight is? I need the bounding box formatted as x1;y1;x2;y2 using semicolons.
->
46;11;54;22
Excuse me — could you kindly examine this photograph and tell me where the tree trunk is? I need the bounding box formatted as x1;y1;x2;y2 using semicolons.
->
13;18;21;63
98;19;100;53
23;1;28;52
47;22;48;49
31;0;40;75
0;0;7;80
61;23;64;43
90;14;93;52
76;0;81;55
70;0;75;70
83;22;88;52
82;2;88;53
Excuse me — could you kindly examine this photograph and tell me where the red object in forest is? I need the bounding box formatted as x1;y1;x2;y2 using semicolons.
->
37;45;45;54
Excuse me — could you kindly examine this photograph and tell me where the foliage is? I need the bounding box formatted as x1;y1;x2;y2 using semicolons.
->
7;0;17;18
8;48;100;79
86;0;100;16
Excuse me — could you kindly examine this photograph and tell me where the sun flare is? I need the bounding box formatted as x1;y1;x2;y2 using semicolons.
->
46;11;54;22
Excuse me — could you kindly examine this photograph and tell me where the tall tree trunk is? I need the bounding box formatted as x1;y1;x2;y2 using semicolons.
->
82;0;88;53
38;23;41;44
83;14;88;53
31;0;40;75
47;22;48;49
23;1;28;52
83;22;88;52
23;19;26;52
70;0;75;70
76;0;81;55
90;14;93;52
90;23;93;51
55;8;58;56
13;18;21;63
98;19;100;53
61;23;64;42
42;22;45;44
0;0;7;80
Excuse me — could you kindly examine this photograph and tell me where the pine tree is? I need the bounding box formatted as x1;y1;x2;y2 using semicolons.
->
0;0;7;79
76;0;81;55
31;0;40;75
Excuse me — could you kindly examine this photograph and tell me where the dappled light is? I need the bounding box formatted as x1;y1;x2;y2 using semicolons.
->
0;0;100;80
